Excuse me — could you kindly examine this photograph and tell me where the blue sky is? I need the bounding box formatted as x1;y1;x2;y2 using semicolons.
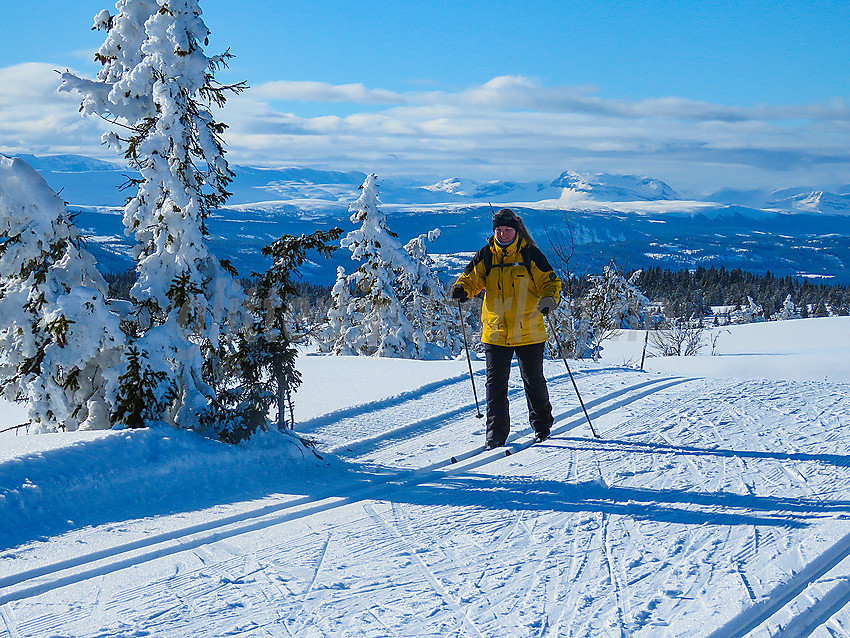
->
2;0;849;194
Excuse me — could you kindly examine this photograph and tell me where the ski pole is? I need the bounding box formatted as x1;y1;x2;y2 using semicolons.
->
545;313;600;439
457;299;484;419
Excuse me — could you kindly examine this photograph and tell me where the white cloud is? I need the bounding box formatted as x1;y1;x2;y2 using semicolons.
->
249;81;405;105
2;64;848;193
0;63;115;159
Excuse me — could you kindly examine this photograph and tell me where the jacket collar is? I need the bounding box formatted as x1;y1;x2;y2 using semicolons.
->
490;235;524;261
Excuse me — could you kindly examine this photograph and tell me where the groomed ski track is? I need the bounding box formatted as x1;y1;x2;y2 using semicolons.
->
2;364;850;637
0;369;681;606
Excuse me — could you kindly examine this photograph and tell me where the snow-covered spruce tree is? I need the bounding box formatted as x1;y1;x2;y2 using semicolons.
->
399;229;462;358
325;174;421;357
546;302;594;360
772;294;802;321
0;155;124;432
323;266;359;355
733;295;765;324
220;230;341;442
579;265;649;359
59;0;246;436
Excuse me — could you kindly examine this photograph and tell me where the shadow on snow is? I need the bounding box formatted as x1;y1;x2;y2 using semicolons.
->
3;430;849;552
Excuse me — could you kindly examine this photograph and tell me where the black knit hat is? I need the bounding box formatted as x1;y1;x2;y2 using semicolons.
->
492;208;520;231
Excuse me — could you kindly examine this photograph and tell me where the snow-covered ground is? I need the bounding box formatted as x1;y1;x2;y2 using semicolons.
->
1;317;850;637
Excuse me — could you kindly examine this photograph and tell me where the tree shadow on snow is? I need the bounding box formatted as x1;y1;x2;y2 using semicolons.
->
3;430;849;552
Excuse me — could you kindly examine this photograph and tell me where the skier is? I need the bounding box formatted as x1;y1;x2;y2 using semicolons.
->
451;208;562;449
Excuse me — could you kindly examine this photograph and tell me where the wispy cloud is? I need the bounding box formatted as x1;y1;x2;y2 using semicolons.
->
249;74;850;123
2;64;848;193
0;63;109;157
250;80;405;105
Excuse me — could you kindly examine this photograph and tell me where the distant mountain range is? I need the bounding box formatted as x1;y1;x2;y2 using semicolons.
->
12;153;850;285
18;152;850;213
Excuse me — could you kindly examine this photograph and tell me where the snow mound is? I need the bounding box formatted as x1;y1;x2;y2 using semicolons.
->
0;427;323;551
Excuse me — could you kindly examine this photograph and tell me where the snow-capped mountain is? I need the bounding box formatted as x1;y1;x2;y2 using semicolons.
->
18;153;847;213
422;177;561;202
422;177;478;197
550;171;679;201
771;190;850;215
15;153;123;173
12;153;850;284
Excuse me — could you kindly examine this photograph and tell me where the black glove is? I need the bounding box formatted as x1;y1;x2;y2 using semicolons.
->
451;285;469;302
537;296;557;315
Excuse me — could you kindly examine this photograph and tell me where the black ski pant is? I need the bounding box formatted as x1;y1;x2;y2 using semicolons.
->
484;342;553;447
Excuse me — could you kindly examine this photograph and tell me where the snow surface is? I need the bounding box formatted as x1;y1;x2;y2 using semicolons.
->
1;317;850;636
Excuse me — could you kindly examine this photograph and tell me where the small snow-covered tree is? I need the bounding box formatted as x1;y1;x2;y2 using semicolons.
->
399;229;461;358
221;229;341;442
546;301;594;360
60;0;246;436
648;317;707;357
732;295;765;324
772;294;801;321
322;266;359;355
0;155;124;432
325;174;419;357
579;265;649;359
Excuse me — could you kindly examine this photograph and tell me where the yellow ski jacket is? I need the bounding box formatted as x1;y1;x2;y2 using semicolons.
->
454;237;562;347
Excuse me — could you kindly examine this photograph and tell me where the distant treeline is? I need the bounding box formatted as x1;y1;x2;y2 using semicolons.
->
626;266;850;318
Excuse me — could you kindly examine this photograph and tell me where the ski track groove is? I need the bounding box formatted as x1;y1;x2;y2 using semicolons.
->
582;377;850;635
0;605;19;638
362;502;487;638
546;513;592;637
493;512;571;637
285;533;332;636
601;511;631;638
707;528;850;638
677;380;850;638
571;517;620;638
791;587;850;638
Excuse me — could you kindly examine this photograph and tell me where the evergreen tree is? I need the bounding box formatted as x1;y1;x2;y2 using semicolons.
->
399;229;462;358
220;229;341;442
60;0;246;435
325;174;419;357
631;266;850;324
546;301;594;360
111;346;173;428
0;155;124;432
772;294;801;321
579;265;649;359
